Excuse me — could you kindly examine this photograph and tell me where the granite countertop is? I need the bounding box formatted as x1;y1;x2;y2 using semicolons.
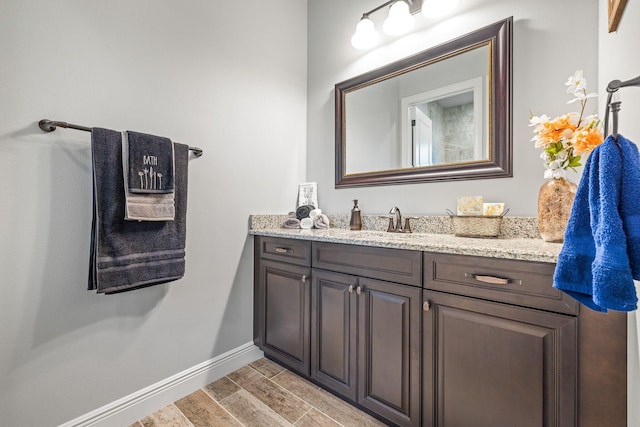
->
249;215;563;264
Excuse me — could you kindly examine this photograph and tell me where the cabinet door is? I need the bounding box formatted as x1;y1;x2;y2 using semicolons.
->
311;270;358;401
357;278;421;427
423;290;577;427
258;259;311;376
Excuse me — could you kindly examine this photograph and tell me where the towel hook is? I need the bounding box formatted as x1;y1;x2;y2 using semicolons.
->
604;75;640;141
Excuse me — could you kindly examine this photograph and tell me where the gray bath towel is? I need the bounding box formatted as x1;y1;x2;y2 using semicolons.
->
126;130;175;194
122;131;175;221
89;128;188;294
283;218;301;229
283;211;301;229
313;214;330;229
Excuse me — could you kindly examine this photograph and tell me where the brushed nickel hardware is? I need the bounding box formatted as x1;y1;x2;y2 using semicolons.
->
389;206;403;232
386;207;414;233
301;275;307;284
423;300;430;312
356;285;364;295
348;285;354;294
465;273;522;285
403;216;418;233
605;75;640;140
275;247;293;254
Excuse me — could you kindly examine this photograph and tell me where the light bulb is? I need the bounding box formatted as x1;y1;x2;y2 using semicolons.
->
422;0;459;19
383;1;414;36
351;17;380;50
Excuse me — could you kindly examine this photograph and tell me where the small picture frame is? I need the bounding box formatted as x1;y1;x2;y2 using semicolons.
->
298;182;318;209
608;0;628;32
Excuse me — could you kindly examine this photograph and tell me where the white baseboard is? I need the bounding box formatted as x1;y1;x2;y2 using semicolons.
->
59;342;263;427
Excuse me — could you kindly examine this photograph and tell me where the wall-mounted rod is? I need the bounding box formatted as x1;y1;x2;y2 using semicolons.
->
38;119;204;157
603;75;640;140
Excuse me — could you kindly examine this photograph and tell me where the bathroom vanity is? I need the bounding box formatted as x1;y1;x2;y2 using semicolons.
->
251;227;626;427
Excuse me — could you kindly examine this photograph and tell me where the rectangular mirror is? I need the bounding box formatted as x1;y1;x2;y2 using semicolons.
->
335;17;512;187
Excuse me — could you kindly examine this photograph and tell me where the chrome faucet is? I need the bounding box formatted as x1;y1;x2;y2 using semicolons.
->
389;206;403;232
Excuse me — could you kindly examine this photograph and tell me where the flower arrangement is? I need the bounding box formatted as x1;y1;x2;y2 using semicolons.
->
529;71;604;179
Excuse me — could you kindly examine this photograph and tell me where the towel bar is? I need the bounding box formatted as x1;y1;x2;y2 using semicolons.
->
38;119;204;157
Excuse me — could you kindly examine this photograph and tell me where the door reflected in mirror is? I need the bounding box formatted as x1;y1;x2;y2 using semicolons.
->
346;46;488;175
404;76;486;168
336;17;512;187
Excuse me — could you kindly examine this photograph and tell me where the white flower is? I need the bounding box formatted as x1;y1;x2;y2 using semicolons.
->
567;92;598;104
545;168;568;179
556;150;568;161
548;160;563;170
582;114;600;128
529;114;549;126
566;70;587;95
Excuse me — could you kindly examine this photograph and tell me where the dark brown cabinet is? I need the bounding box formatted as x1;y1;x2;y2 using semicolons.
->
254;236;627;427
310;271;422;426
423;252;627;427
255;237;312;376
357;277;421;427
422;290;577;427
311;269;357;401
311;243;422;427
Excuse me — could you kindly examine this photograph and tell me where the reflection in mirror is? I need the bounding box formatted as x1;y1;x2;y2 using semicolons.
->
346;45;488;174
336;17;512;187
402;76;486;168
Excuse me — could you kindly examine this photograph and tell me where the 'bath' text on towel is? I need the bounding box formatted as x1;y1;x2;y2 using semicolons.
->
143;155;158;166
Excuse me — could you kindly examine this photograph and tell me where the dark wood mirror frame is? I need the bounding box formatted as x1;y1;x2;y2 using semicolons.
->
335;17;513;188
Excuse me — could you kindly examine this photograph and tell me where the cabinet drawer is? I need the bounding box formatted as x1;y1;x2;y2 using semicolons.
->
257;236;311;267
424;252;579;315
313;242;421;287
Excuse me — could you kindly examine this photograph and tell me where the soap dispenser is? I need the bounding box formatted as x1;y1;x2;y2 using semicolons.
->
350;199;362;230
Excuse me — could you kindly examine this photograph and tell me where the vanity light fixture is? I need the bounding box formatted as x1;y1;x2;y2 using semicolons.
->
351;16;380;49
382;1;414;36
351;0;459;49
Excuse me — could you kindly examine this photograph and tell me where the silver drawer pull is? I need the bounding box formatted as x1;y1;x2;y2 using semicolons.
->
356;285;364;295
423;300;431;312
348;285;354;294
274;247;293;254
465;273;522;285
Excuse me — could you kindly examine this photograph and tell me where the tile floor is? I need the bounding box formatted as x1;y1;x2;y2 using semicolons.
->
129;358;387;427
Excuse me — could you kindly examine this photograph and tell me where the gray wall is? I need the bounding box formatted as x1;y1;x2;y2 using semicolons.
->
0;0;307;425
307;0;598;216
598;1;640;423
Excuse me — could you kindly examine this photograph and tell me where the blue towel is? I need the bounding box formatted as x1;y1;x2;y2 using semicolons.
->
619;137;640;278
89;128;188;294
553;134;639;312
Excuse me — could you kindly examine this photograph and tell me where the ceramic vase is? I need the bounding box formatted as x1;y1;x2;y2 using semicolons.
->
537;176;577;242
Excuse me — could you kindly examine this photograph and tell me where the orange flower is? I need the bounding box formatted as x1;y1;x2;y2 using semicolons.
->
572;127;604;155
533;113;578;148
530;71;604;176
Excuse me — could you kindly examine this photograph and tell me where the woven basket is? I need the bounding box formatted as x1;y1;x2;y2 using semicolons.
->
447;209;509;238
